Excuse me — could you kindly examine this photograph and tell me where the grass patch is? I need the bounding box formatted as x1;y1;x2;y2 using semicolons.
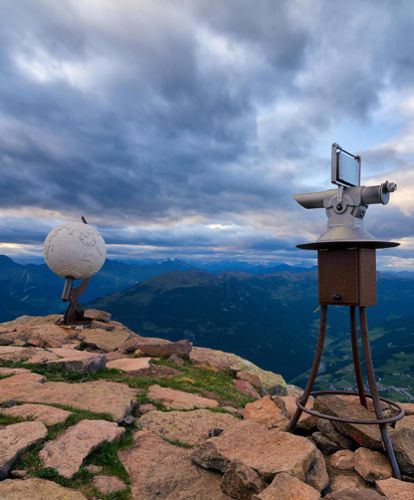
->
0;413;28;425
160;435;193;448
0;358;254;408
13;404;134;500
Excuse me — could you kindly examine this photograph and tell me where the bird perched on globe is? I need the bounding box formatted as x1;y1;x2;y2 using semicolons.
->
44;217;106;324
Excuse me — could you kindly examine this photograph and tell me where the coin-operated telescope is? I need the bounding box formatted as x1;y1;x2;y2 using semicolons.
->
294;143;397;247
287;144;404;480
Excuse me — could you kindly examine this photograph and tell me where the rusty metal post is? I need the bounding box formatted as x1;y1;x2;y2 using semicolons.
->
286;305;328;432
350;306;367;408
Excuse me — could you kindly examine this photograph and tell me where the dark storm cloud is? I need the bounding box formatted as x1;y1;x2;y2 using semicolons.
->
0;0;414;261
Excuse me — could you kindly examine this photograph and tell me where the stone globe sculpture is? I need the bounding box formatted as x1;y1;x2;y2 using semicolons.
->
44;219;106;323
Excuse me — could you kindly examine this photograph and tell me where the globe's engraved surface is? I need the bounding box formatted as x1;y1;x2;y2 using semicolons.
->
44;222;106;279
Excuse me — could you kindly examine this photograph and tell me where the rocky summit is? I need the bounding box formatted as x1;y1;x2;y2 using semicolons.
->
0;311;413;498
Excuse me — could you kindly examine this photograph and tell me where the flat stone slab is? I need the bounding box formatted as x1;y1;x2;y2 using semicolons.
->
0;372;139;421
119;430;230;499
0;421;48;479
40;419;125;478
93;475;127;494
253;472;320;500
47;348;106;372
106;357;152;372
192;419;319;483
0;478;86;499
84;309;112;322
148;385;219;410
1;403;72;426
136;339;192;359
138;409;238;446
0;319;77;348
0;346;59;363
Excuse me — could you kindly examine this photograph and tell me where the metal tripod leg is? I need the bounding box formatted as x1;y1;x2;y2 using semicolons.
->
287;305;328;432
350;306;367;408
359;306;401;479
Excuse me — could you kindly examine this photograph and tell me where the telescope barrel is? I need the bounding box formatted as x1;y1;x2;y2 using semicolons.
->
294;189;336;209
361;182;397;205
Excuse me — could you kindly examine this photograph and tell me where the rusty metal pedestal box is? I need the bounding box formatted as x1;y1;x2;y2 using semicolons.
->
318;248;376;306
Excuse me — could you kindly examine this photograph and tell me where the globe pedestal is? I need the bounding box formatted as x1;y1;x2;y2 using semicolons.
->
61;277;90;324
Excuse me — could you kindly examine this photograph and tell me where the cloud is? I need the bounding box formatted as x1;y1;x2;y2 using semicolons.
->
0;0;413;266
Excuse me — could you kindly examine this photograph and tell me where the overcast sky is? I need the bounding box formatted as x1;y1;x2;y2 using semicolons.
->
1;0;414;268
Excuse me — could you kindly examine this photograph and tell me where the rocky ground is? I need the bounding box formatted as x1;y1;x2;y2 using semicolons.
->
0;311;413;498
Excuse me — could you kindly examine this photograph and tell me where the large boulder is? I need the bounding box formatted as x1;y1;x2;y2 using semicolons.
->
189;347;287;395
0;421;48;479
77;326;134;352
147;385;219;410
40;419;125;478
119;430;231;499
138;409;238;446
46;347;106;372
191;419;324;485
0;478;86;499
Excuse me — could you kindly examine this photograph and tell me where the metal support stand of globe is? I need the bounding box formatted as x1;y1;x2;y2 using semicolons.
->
287;144;405;479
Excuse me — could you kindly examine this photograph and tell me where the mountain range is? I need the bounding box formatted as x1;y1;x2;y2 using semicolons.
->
1;255;414;399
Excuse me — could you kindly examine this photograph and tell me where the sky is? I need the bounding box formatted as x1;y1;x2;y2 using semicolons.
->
1;0;414;269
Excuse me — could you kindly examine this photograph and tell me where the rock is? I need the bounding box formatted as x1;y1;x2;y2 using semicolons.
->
233;379;260;399
136;339;192;359
273;395;316;431
287;384;304;398
139;403;157;414
0;367;30;376
106;357;152;372
10;469;28;479
400;403;414;416
147;385;219;410
191;419;319;483
314;395;383;449
93;475;127;494
40;419;124;478
376;477;414;499
236;371;262;388
252;472;320;500
85;464;103;474
325;488;384;499
0;478;87;499
0;373;139;422
1;403;72;426
330;450;355;471
47;348;106;372
242;396;288;430
312;432;342;455
84;309;112;322
354;447;392;482
388;427;414;475
0;345;59;363
77;327;134;352
316;418;355;450
307;448;329;492
222;406;243;417
138;409;238;446
190;347;287;395
168;353;185;365
119;430;230;499
0;320;77;349
221;461;266;499
329;471;371;493
0;421;48;479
